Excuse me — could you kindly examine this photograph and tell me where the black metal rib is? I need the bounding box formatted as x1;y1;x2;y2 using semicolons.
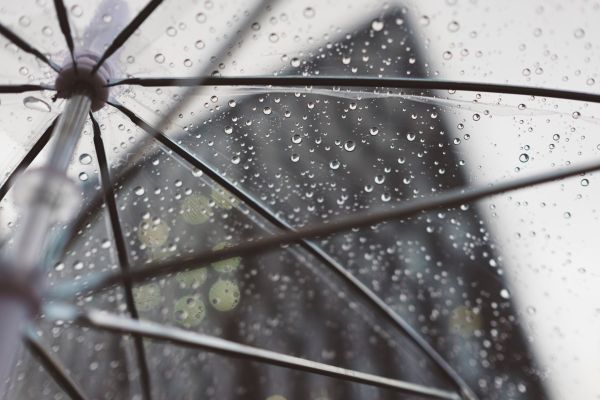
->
108;75;600;104
0;23;60;72
91;0;163;74
23;329;87;400
0;117;58;200
110;101;478;400
75;309;460;400
52;0;77;70
0;84;53;93
60;0;274;256
90;115;153;400
83;155;600;294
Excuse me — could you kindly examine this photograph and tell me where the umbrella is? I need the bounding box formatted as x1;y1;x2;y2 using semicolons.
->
0;1;597;399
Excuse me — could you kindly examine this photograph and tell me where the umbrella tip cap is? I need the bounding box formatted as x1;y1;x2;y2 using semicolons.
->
55;54;111;112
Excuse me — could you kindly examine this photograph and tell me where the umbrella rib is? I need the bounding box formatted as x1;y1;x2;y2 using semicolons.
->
109;101;478;400
90;115;153;400
0;84;54;93
0;23;60;72
52;0;77;70
107;75;600;104
80;156;600;295
23;328;88;400
61;0;275;252
64;0;275;250
72;308;460;400
91;0;164;74
0;116;58;201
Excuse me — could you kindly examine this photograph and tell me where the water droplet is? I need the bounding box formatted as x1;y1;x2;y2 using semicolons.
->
251;22;261;31
574;28;585;38
419;15;430;26
344;140;355;152
303;7;315;19
564;211;572;219
291;134;302;144
572;111;581;119
102;14;112;23
519;153;529;163
291;153;300;162
329;160;340;170
442;50;453;60
23;96;51;112
369;127;379;136
447;20;460;32
526;306;536;315
224;126;233;134
195;12;207;23
406;132;416;141
500;289;510;299
42;26;53;36
70;5;83;17
472;113;480;121
18;16;31;27
78;172;88;181
290;57;301;67
263;106;272;115
195;40;205;49
79;153;92;165
581;178;590;187
518;103;527;110
231;155;241;165
154;53;165;64
134;186;145;196
371;19;384;31
166;26;177;36
269;32;279;42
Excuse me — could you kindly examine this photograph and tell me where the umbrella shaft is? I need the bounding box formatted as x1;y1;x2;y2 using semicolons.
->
0;95;91;394
49;95;91;172
0;300;28;395
10;95;91;268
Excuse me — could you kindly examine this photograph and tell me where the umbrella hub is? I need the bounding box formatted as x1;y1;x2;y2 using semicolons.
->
55;54;111;112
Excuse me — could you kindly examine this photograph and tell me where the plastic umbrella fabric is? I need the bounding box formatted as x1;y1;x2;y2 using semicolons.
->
0;1;598;399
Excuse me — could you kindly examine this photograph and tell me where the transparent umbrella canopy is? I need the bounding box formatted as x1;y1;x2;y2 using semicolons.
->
0;1;599;399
